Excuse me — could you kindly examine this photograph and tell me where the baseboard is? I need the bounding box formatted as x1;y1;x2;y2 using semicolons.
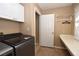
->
40;45;55;48
36;44;66;50
39;45;66;49
54;46;66;49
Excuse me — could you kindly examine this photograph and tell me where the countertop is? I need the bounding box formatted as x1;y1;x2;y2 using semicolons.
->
0;42;13;56
60;34;79;56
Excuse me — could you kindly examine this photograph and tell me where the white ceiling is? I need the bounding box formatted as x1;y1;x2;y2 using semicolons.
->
37;3;72;10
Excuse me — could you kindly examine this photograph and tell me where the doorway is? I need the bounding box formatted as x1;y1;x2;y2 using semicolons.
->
39;14;54;47
35;12;40;47
35;13;55;54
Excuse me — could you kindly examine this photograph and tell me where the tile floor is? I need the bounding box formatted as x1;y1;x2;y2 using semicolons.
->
36;46;71;56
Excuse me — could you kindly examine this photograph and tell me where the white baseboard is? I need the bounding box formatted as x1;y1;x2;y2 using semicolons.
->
36;44;66;50
54;46;66;49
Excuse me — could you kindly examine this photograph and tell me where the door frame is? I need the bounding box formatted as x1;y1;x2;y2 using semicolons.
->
35;12;40;45
34;7;41;45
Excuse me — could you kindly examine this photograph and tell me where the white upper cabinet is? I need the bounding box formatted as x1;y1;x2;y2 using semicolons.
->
0;3;24;22
0;4;12;19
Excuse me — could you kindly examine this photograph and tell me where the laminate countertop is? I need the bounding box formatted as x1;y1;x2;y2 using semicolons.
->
60;34;79;56
0;42;13;56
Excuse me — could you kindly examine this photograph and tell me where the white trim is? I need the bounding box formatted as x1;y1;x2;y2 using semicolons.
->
39;46;66;50
54;46;66;49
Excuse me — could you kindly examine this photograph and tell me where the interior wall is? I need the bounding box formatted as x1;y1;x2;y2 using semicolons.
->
0;19;20;34
20;3;41;37
20;3;34;35
41;6;74;48
0;3;41;37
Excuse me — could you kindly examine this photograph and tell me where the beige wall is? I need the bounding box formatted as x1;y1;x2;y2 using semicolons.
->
0;19;20;34
0;3;35;35
20;4;34;35
20;3;41;37
42;6;74;48
0;3;41;38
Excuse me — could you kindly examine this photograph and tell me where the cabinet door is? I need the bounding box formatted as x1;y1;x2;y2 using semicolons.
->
7;3;24;22
8;3;19;21
16;4;24;22
13;4;24;22
0;3;24;22
0;3;13;19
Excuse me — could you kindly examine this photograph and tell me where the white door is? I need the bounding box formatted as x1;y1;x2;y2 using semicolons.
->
39;14;54;47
